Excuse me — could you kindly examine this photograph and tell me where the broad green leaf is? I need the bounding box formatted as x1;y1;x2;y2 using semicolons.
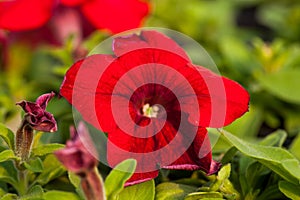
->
256;184;286;200
224;106;263;138
290;134;300;160
279;181;300;200
20;185;44;200
0;193;18;200
257;70;300;104
118;180;155;200
0;161;18;188
219;129;300;185
259;130;287;147
210;164;231;191
155;182;197;200
0;150;16;163
68;172;81;188
104;159;137;200
197;199;223;200
31;144;64;157
24;157;43;173
174;178;205;187
238;157;254;196
0;187;6;197
68;172;85;200
221;147;237;164
44;191;80;200
35;154;65;185
184;192;223;200
210;164;240;199
0;123;15;150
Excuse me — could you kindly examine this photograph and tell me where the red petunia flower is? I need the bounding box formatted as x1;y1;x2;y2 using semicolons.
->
60;30;250;185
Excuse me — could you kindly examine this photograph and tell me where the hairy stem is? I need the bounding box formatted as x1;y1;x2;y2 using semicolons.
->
81;167;106;200
15;119;33;162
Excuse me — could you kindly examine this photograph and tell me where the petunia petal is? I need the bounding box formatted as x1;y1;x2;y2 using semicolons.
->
16;101;42;116
163;128;220;174
80;0;149;33
30;111;57;132
125;171;159;186
113;30;190;61
36;92;55;109
60;54;115;130
106;116;200;180
180;64;250;128
0;0;56;31
60;0;87;7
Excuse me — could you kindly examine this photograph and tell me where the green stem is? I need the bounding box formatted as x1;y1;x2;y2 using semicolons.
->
14;119;33;195
17;170;28;196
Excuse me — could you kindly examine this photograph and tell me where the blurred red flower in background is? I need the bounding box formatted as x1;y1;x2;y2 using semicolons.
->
0;0;149;33
0;0;149;51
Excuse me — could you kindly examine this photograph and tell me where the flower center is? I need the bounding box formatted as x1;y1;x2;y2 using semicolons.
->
142;103;160;118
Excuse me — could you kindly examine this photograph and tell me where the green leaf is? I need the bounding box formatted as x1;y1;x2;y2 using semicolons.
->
210;164;231;191
0;123;15;150
0;150;16;163
209;164;240;199
259;130;287;147
184;192;223;200
68;172;81;188
290;134;300;160
219;129;300;185
221;147;237;164
24;157;43;173
279;181;300;200
31;144;64;157
0;161;18;188
43;191;80;200
256;184;285;200
68;172;85;200
35;154;65;185
155;182;197;200
196;199;223;200
0;193;18;200
118;180;155;200
0;187;6;197
104;159;137;200
224;106;263;139
257;70;300;104
20;185;44;200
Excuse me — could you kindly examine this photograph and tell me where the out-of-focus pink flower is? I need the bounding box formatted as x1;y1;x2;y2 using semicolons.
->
16;92;57;132
55;122;105;200
55;122;98;175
